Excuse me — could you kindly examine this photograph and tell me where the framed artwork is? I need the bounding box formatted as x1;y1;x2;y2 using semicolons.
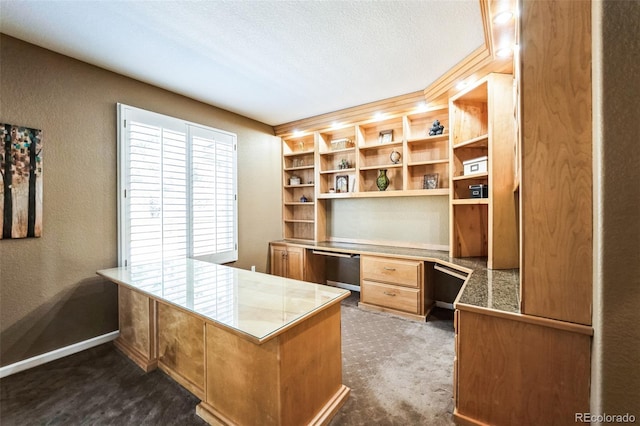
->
1;123;44;239
378;130;393;144
336;175;349;193
423;173;439;190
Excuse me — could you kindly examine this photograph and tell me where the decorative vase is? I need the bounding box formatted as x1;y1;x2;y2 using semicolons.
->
376;169;390;191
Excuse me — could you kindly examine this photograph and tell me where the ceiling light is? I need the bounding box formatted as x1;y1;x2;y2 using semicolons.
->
493;11;513;25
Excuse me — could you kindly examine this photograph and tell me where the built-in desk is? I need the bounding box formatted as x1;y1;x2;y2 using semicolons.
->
98;258;350;426
271;240;521;317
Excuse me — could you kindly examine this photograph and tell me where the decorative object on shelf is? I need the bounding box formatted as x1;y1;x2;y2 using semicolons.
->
335;175;349;193
338;158;350;169
389;149;401;164
428;120;445;136
329;188;335;193
423;173;439;189
298;140;305;150
330;138;353;150
292;158;304;167
300;195;309;202
378;130;393;144
1;123;44;239
463;156;488;175
469;184;488;198
289;176;301;186
376;169;390;191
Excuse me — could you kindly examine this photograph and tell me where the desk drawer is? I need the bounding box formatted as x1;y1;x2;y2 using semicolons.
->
361;256;421;288
361;280;420;314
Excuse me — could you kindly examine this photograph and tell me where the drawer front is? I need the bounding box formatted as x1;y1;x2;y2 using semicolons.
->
361;280;420;314
361;256;421;288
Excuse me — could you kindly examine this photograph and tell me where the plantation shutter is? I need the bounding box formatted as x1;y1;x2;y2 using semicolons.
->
118;104;238;267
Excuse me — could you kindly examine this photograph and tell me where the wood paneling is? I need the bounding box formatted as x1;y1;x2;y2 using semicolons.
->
202;304;348;426
115;286;156;372
520;0;592;325
279;304;345;425
157;302;205;399
455;310;591;425
205;322;282;425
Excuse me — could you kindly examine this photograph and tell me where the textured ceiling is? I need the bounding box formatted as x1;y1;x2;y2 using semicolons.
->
0;1;484;126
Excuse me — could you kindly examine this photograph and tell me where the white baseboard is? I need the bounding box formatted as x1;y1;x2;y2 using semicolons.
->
0;330;119;379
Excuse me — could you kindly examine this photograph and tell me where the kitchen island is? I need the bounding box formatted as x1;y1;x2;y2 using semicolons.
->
97;258;350;426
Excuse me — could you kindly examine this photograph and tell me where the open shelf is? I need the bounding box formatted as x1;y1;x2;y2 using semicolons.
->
453;134;489;149
452;198;489;205
452;172;489;181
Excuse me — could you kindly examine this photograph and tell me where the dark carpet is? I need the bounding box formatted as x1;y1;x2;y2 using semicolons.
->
0;294;455;425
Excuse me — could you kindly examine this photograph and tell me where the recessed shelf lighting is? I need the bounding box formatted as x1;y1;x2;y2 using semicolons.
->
456;81;468;90
496;46;514;58
493;11;513;25
293;130;303;137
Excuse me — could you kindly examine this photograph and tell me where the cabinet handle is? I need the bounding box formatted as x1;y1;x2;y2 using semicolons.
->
383;267;396;271
383;291;396;296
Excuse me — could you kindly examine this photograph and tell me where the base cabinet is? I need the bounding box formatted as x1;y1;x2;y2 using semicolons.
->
359;254;433;321
454;309;591;425
270;243;304;280
269;243;326;284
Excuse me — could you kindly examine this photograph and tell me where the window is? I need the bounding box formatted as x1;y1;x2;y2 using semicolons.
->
117;104;237;266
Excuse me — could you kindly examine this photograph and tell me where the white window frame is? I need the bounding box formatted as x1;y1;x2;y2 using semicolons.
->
117;103;238;266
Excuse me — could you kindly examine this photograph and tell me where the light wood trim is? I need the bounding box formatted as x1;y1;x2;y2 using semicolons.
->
455;310;591;425
357;302;426;322
520;0;592;325
453;409;488;426
486;73;518;269
456;302;594;336
274;91;426;137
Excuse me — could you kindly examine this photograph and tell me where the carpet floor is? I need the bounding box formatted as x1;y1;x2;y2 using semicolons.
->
1;294;455;425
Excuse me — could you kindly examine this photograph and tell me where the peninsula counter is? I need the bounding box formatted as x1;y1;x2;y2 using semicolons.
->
97;258;350;426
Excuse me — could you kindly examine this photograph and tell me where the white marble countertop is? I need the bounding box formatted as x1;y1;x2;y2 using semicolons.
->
97;258;349;343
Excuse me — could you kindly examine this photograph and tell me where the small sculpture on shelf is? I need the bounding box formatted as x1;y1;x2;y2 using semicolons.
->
389;149;401;164
300;195;309;202
338;159;350;169
429;120;445;136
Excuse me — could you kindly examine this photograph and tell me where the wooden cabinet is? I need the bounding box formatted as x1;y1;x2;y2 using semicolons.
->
269;242;326;284
270;243;304;281
454;309;591;425
449;73;519;269
359;255;431;320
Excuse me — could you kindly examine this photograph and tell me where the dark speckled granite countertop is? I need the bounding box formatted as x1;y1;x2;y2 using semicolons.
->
275;240;521;314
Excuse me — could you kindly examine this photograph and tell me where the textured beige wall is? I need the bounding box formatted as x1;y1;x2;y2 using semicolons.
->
591;1;640;417
0;35;281;366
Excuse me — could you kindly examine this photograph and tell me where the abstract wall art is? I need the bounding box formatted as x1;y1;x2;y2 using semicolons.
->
1;123;43;239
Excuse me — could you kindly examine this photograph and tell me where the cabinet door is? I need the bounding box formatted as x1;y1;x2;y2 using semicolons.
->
270;244;288;277
285;246;304;281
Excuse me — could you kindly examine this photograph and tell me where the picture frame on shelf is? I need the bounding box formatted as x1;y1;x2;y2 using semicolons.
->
378;130;393;144
336;175;349;193
423;173;439;189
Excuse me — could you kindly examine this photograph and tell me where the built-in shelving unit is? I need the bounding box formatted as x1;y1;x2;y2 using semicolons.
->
280;106;452;241
282;134;317;241
448;73;518;269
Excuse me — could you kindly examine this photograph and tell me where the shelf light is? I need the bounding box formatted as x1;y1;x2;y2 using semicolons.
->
293;130;303;137
374;112;386;121
493;10;513;25
496;46;514;58
456;81;468;90
415;102;428;112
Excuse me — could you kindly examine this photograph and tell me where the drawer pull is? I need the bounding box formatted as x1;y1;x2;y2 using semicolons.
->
383;267;396;271
383;291;396;296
